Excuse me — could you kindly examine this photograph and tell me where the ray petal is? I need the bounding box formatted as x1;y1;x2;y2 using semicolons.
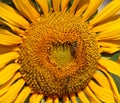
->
97;29;120;41
35;0;49;14
0;79;25;102
0;2;30;29
52;0;61;12
14;87;31;103
82;0;103;21
98;42;120;49
93;71;111;89
96;23;120;53
0;63;20;85
46;97;53;103
61;0;70;12
88;80;115;102
30;94;37;103
92;17;120;33
70;0;80;14
98;65;120;102
30;93;44;103
75;0;90;17
0;72;21;96
98;58;120;77
95;17;120;42
0;20;25;36
70;93;77;103
54;96;59;103
77;91;90;103
63;95;70;103
0;29;23;45
85;86;101;103
90;0;120;26
36;94;44;103
0;52;19;69
99;47;120;54
98;43;120;54
12;0;40;22
0;45;19;54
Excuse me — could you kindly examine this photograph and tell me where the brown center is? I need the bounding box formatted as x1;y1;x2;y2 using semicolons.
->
19;12;100;97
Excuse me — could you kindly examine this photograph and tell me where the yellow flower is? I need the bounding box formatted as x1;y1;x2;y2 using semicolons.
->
0;0;120;103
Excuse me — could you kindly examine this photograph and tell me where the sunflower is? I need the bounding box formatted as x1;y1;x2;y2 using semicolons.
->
0;0;120;103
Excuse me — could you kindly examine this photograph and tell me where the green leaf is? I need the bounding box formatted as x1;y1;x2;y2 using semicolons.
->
1;0;12;4
24;95;30;103
76;97;82;103
41;99;46;103
1;0;14;7
87;10;98;22
101;51;120;62
110;51;120;61
110;73;120;93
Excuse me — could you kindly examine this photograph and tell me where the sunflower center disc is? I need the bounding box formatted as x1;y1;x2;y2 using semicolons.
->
19;12;100;97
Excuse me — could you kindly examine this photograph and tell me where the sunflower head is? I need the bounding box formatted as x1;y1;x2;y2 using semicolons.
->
18;12;100;97
0;0;120;102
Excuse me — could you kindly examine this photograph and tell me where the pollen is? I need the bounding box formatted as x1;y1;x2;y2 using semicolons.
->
19;12;100;97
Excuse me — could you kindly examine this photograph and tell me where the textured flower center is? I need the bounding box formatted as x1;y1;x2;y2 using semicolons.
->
19;12;100;97
50;43;74;68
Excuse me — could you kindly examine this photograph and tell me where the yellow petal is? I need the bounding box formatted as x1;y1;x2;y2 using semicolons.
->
99;47;120;54
13;0;40;22
97;30;120;41
77;91;90;103
0;79;25;102
92;17;120;33
90;0;120;26
0;72;21;96
98;42;120;48
0;19;25;36
61;0;70;12
46;97;53;103
35;0;49;14
14;87;31;103
95;18;120;43
0;2;30;29
54;97;59;103
0;52;19;69
88;80;115;102
97;33;120;53
98;58;120;77
0;29;22;45
100;14;120;23
93;71;111;89
30;94;37;103
63;95;70;103
75;0;90;17
0;63;20;85
36;94;44;103
52;0;61;12
85;86;101;103
82;0;103;21
70;0;80;14
0;44;19;54
70;93;77;103
98;41;120;54
30;94;44;103
98;66;120;102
